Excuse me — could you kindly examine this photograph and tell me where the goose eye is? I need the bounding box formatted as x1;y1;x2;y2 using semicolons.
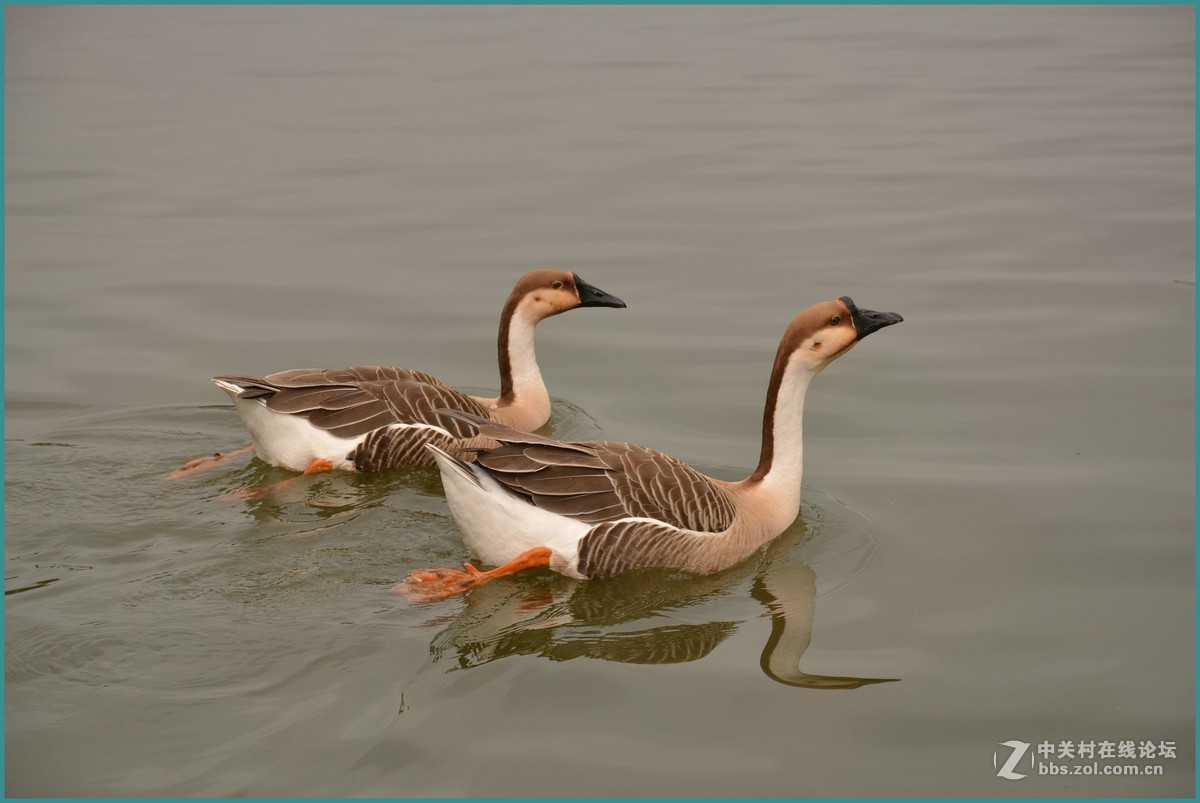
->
551;280;564;290
830;315;841;325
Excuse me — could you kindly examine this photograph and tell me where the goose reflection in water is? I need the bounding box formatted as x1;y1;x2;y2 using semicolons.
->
416;523;898;690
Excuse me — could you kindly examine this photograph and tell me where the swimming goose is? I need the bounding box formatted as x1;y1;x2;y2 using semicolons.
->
168;270;625;479
396;296;902;598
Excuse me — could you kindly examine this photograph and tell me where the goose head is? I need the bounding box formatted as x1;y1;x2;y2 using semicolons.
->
746;295;903;487
781;295;903;373
511;269;626;322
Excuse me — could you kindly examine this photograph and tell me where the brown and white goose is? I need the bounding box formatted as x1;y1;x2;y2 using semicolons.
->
168;270;625;479
396;296;902;598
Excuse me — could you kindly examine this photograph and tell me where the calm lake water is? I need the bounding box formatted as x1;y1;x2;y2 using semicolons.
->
5;6;1194;798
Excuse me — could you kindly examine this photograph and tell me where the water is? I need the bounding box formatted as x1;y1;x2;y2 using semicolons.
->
5;6;1194;797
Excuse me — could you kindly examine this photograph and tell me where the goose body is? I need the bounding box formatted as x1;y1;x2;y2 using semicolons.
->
208;271;625;474
399;296;902;597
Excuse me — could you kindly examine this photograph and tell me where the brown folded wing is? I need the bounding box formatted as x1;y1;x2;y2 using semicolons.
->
214;366;494;440
576;518;730;578
459;420;736;533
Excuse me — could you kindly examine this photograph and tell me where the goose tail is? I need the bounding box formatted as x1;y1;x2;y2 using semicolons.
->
212;375;278;401
425;443;484;489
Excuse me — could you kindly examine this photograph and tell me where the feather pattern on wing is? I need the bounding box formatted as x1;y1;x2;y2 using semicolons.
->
213;366;495;440
442;411;737;533
576;519;729;578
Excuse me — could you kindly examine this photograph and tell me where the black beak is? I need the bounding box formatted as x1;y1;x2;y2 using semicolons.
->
839;295;903;340
574;274;627;309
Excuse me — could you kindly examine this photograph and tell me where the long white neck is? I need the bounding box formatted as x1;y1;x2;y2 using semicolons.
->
494;300;551;429
738;351;819;530
754;365;813;508
505;307;548;400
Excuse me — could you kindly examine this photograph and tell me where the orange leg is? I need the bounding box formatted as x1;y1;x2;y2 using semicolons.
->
165;445;256;479
221;458;336;502
393;546;553;601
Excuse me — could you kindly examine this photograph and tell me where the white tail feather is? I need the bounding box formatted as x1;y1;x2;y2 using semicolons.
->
424;444;482;488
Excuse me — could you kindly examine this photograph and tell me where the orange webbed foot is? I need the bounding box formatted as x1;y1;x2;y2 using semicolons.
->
391;547;554;602
218;458;337;502
218;484;276;503
165;445;255;479
303;458;334;475
392;563;488;601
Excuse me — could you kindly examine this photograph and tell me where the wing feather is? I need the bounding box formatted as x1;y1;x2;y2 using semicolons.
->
264;387;369;414
510;470;619;496
452;426;736;532
475;451;546;473
521;445;610;469
263;365;453;389
577;519;726;578
216;367;494;440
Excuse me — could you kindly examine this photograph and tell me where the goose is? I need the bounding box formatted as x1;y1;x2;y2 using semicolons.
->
395;296;901;598
167;270;625;480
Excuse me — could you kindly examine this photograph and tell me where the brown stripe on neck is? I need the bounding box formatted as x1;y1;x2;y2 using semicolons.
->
746;303;839;483
496;292;521;404
746;334;794;484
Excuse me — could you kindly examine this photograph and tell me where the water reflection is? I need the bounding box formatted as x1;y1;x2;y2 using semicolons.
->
418;523;898;690
223;464;445;522
751;564;895;689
